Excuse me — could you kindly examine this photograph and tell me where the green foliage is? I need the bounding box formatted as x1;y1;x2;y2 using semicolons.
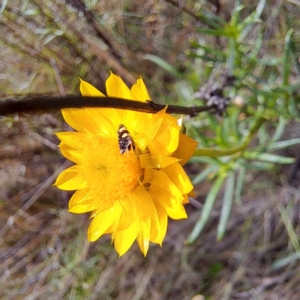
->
155;1;300;243
189;3;300;241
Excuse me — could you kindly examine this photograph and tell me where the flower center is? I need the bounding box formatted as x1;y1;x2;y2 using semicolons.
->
81;135;143;203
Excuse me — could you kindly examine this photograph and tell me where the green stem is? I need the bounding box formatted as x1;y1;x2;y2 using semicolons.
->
194;116;267;157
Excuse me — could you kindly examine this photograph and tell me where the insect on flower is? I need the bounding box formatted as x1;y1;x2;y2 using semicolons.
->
118;124;135;154
54;72;198;257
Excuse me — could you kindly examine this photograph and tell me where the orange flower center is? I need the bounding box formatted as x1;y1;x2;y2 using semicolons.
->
81;135;143;203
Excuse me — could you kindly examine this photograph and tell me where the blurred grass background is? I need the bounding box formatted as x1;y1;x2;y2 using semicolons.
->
1;0;300;299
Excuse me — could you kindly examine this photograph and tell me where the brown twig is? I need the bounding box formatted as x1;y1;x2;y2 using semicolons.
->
0;95;215;116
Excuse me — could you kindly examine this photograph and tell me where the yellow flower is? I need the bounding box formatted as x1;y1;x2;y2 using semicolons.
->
54;72;197;256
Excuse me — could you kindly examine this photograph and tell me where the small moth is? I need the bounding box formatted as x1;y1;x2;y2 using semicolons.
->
117;124;135;154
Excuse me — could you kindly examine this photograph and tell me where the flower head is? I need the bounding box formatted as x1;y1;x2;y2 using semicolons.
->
54;72;197;256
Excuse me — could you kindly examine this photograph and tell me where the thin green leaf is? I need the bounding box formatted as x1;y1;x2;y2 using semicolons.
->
21;0;30;12
283;29;294;86
272;252;300;270
242;161;274;171
248;32;263;59
264;138;300;151
244;152;294;164
270;116;286;142
259;57;283;66
278;203;300;251
238;16;261;43
196;28;228;37
142;54;182;78
190;42;226;59
289;34;300;76
288;94;299;118
238;0;265;42
190;54;221;63
228;107;241;140
0;0;7;14
192;165;218;185
257;123;268;145
235;166;246;204
187;175;225;244
217;172;235;241
190;156;223;166
230;3;243;28
254;0;266;19
227;38;236;73
198;9;225;29
42;34;57;46
220;118;231;145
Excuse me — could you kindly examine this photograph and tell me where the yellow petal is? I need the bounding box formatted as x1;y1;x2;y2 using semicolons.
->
88;203;122;242
145;169;183;202
131;78;151;102
162;163;194;195
138;229;150;256
70;199;102;214
61;108;99;134
114;225;137;257
62;108;121;136
139;154;179;169
105;72;139;126
132;109;166;151
148;114;180;157
54;165;86;190
188;189;196;198
79;77;124;130
183;194;190;204
80;78;105;97
165;204;187;219
128;185;160;256
148;184;187;219
69;189;91;212
104;201;132;235
58;144;82;163
68;189;113;214
173;132;198;165
56;132;86;163
116;110;138;134
106;72;132;99
146;170;187;219
56;132;87;146
151;201;168;245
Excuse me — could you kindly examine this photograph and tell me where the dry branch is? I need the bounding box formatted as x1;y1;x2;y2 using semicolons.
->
0;95;215;116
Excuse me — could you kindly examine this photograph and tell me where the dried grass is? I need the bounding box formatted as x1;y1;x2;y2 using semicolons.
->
1;0;300;299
